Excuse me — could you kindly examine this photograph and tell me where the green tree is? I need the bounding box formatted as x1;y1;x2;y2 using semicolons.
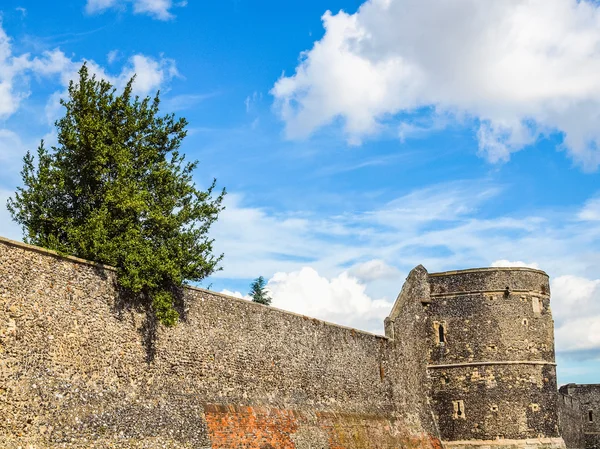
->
249;276;271;305
7;64;225;326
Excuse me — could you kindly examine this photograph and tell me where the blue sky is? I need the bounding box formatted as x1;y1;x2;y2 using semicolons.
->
0;0;599;384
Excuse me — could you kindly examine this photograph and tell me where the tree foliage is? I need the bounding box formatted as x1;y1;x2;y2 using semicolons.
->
7;64;225;326
249;276;272;306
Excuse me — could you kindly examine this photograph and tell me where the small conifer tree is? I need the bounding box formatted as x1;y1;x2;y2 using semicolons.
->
249;276;271;305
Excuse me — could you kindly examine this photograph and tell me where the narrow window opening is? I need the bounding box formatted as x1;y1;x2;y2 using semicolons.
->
453;400;466;419
434;321;447;345
590;410;594;422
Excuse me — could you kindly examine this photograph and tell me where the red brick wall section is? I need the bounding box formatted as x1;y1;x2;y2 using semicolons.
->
204;404;442;449
204;404;299;449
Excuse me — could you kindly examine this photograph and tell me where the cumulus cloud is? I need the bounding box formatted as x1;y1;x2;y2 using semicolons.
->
0;21;178;125
347;259;400;282
85;0;185;20
216;268;392;334
39;52;178;125
491;260;540;269
0;24;32;118
272;0;600;169
267;267;392;334
552;275;600;355
220;289;251;300
578;196;600;221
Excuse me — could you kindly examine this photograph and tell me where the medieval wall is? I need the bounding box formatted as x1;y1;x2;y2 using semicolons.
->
559;384;600;449
558;392;585;449
424;268;563;447
0;236;440;449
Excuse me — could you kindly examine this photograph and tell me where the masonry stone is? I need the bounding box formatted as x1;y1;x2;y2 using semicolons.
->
0;235;589;448
559;384;600;449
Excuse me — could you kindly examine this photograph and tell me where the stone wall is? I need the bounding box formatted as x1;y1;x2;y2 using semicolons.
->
0;236;441;448
558;392;585;449
424;268;562;446
559;384;600;449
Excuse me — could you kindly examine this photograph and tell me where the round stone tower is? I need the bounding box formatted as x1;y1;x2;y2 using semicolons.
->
425;267;564;448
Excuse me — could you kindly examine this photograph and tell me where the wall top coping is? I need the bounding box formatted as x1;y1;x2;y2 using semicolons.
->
187;285;389;340
429;266;548;277
0;234;389;341
0;235;118;271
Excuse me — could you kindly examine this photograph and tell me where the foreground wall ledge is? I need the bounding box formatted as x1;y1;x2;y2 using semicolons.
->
443;438;566;448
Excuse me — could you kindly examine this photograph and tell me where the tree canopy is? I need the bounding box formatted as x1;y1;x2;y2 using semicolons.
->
249;276;272;306
7;64;225;326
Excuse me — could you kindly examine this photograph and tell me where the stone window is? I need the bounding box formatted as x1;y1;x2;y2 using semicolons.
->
590;410;594;422
522;318;528;326
490;404;499;412
434;321;447;345
453;400;466;419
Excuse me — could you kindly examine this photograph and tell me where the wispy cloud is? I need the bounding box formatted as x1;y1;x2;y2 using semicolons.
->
162;92;220;111
209;181;600;357
0;189;22;241
85;0;186;21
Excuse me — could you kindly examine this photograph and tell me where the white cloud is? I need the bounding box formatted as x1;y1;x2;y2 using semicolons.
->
553;275;600;354
85;0;185;20
0;129;29;178
0;24;31;118
552;275;600;325
107;50;119;64
267;267;392;334
220;289;251;300
209;181;600;355
0;189;22;241
120;54;178;95
578;196;600;221
38;52;178;125
0;21;178;126
347;259;400;282
272;0;600;169
217;267;392;334
491;259;540;269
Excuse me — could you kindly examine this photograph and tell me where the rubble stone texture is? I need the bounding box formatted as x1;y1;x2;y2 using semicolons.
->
559;384;600;449
0;236;578;448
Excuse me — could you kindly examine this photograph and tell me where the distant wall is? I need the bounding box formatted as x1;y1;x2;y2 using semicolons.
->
0;237;440;448
560;384;600;449
558;393;585;449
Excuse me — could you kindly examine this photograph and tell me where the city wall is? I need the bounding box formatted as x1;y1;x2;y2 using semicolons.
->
559;384;600;449
558;392;585;449
0;236;440;448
